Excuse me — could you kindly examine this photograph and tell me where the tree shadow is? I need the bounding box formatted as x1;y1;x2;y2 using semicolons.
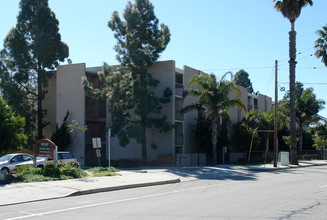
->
153;166;301;182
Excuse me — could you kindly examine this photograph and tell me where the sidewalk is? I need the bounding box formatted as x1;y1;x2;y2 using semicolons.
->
0;160;326;207
224;160;327;171
0;171;180;206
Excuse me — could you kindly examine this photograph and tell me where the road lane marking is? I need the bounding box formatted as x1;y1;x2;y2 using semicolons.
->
319;184;327;188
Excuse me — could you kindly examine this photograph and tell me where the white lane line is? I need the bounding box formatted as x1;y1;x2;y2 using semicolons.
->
5;174;277;220
319;184;327;188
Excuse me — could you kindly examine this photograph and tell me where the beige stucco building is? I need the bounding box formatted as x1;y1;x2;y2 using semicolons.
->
44;61;272;166
44;61;200;166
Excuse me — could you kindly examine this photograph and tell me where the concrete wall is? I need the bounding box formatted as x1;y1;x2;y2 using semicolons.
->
109;60;176;160
183;65;199;153
43;72;57;139
258;94;272;113
147;60;175;157
56;63;86;166
229;86;248;125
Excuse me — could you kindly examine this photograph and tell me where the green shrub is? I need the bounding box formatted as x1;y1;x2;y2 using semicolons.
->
44;161;63;168
64;161;80;168
15;165;33;175
6;160;86;183
44;161;80;168
15;165;43;175
43;167;60;178
60;165;86;178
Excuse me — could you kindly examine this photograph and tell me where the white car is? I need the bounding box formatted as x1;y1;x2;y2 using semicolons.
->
37;152;77;167
0;153;34;174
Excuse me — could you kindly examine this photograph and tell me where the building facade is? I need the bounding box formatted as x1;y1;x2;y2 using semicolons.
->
44;61;199;166
43;61;272;166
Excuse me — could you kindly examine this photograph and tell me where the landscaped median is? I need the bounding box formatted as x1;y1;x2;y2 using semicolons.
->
3;161;120;184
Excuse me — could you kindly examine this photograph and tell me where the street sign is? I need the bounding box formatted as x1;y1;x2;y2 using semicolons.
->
96;148;101;157
92;138;102;149
35;139;55;157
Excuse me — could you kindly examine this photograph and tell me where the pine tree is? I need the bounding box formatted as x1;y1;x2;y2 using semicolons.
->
0;0;69;144
83;0;171;159
234;69;254;93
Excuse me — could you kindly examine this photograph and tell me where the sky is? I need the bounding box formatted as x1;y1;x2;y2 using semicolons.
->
1;0;327;118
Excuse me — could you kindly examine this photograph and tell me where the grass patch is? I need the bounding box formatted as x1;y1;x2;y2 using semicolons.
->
87;166;119;177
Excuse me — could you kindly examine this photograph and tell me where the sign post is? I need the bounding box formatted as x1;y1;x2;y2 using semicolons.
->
92;137;102;167
54;145;58;168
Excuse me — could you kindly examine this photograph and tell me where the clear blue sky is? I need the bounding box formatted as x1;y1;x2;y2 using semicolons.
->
1;0;327;117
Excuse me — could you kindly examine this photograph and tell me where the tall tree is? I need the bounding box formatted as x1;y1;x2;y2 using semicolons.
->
234;69;254;93
314;24;327;67
0;97;27;155
83;0;171;159
282;82;325;151
273;0;313;165
310;122;327;150
188;72;245;164
0;0;69;142
182;92;212;156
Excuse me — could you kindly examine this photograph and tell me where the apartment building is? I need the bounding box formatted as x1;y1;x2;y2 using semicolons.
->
229;86;272;125
43;61;199;166
43;60;272;166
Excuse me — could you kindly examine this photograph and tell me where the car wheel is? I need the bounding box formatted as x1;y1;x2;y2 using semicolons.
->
37;165;44;168
1;168;9;174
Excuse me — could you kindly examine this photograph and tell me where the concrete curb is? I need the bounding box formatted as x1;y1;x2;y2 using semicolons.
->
70;178;181;196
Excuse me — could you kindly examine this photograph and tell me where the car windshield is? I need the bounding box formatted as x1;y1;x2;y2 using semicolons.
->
0;155;12;162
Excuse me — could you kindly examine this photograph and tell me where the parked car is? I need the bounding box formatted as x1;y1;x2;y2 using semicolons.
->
0;152;77;173
37;152;77;167
0;153;34;174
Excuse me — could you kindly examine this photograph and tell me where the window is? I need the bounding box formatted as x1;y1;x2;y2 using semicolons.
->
176;74;183;84
12;155;23;162
98;101;106;118
22;155;32;161
61;153;74;159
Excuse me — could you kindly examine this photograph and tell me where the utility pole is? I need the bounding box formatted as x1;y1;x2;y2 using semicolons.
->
274;60;278;167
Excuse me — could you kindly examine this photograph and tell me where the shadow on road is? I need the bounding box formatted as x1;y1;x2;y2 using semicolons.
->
159;166;298;182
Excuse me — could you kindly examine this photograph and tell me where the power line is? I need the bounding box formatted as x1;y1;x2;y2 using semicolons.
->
279;82;327;85
202;66;273;71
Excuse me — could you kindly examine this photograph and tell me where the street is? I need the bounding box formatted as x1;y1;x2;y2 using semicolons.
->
1;166;327;219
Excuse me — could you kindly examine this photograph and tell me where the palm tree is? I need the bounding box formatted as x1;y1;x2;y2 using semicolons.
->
315;25;327;67
273;0;313;165
188;72;245;164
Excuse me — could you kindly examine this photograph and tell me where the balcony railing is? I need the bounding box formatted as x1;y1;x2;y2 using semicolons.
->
175;108;184;121
175;83;184;97
175;133;183;145
248;104;259;111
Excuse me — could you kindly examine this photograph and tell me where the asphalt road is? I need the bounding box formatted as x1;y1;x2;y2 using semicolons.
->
1;166;327;220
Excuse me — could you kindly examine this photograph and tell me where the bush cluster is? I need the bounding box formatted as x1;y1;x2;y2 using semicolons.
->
44;161;80;168
10;162;86;183
87;166;119;177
